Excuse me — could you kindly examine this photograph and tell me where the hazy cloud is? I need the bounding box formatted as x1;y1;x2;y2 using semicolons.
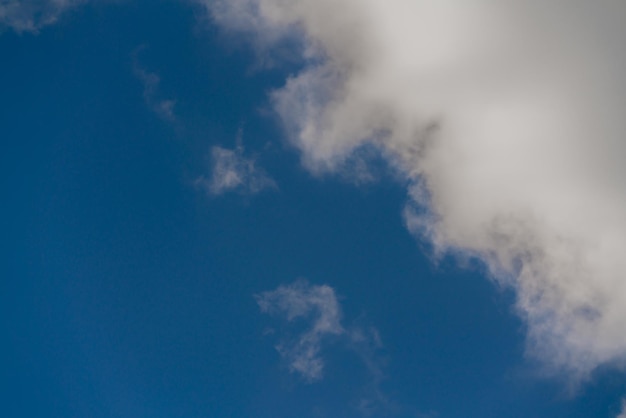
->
256;279;344;381
136;69;176;121
209;0;626;381
197;144;276;196
132;50;177;122
257;280;399;415
348;325;394;416
618;399;626;418
0;0;84;33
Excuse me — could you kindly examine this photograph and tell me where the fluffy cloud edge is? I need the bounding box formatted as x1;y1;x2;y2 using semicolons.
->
204;0;626;382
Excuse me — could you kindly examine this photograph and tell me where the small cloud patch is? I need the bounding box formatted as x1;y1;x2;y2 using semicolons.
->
256;279;406;415
197;145;276;196
0;0;84;34
256;279;344;381
132;48;177;122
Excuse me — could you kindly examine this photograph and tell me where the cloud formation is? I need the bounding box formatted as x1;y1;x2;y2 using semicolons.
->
257;280;399;414
0;0;83;33
256;279;344;381
208;1;626;380
197;144;276;196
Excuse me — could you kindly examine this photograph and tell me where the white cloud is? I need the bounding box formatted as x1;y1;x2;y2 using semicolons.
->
208;1;626;381
198;144;276;196
0;0;84;33
256;279;344;381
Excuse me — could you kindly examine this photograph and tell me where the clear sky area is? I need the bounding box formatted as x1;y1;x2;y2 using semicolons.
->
2;1;626;417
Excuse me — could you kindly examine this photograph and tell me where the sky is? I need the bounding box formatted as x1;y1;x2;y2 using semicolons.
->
2;1;626;417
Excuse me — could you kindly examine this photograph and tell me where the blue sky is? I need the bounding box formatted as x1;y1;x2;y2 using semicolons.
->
3;1;626;417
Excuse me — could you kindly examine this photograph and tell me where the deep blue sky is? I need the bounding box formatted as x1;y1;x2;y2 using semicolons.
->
2;1;626;417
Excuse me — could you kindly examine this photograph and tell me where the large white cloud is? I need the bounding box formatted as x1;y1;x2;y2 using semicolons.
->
207;0;626;380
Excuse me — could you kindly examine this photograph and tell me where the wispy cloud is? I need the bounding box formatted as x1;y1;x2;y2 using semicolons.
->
197;144;276;196
132;49;177;122
347;325;395;416
0;0;84;33
256;279;407;416
256;279;344;381
208;0;626;383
